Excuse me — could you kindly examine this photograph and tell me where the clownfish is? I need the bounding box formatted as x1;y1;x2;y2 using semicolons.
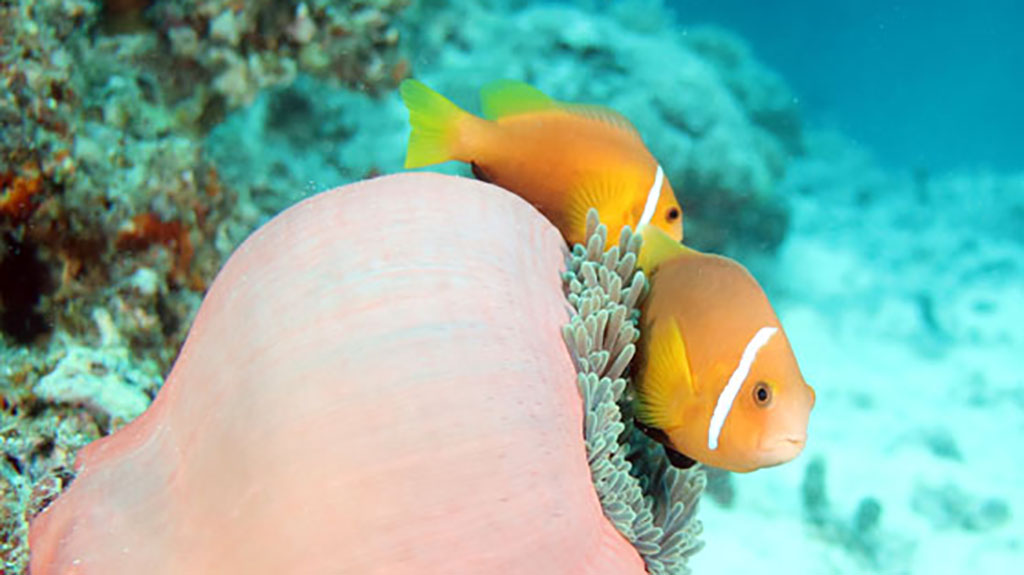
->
399;79;684;246
632;225;815;473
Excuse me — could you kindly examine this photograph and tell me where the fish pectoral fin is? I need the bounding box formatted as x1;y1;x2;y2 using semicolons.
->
635;317;695;429
637;224;692;274
565;174;634;243
480;79;556;120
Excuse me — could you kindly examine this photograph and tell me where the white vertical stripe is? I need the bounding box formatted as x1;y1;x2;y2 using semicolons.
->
707;326;778;450
637;164;664;227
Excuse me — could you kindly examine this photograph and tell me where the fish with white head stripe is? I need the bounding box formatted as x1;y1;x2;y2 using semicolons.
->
631;225;815;473
399;79;684;247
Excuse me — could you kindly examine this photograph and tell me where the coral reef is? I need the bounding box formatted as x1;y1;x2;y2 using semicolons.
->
1;309;165;571
33;308;162;426
145;0;409;116
1;0;413;347
563;210;705;574
1;348;100;571
1;1;411;572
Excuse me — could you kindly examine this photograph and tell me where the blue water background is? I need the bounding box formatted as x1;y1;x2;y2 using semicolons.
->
667;0;1024;172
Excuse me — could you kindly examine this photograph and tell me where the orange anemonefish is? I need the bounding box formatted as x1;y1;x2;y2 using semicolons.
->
633;225;815;473
399;79;684;246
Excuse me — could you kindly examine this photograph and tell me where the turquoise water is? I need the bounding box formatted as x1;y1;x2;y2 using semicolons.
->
1;1;1020;573
670;0;1024;172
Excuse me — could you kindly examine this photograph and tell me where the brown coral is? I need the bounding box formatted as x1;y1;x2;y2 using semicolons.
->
115;213;195;284
0;163;45;223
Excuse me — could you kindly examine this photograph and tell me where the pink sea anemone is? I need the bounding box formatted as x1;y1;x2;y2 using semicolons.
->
28;173;648;574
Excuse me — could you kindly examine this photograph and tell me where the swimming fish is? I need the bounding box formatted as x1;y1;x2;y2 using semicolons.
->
399;79;684;246
632;225;815;473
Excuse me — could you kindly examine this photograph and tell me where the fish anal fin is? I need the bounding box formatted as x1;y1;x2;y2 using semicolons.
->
480;80;556;120
637;224;694;274
664;446;698;469
634;419;670;445
470;161;493;184
636;413;699;469
635;317;694;430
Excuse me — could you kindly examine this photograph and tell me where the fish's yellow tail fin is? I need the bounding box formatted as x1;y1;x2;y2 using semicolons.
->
399;79;469;168
637;224;694;274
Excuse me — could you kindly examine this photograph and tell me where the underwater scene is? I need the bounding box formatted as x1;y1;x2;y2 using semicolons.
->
1;0;1021;573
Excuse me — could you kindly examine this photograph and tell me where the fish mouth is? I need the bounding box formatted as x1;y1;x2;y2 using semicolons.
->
756;435;807;468
753;431;806;468
783;436;806;447
759;435;806;450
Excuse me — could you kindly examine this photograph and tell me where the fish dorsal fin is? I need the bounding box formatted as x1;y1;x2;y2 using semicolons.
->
480;79;556;119
635;317;695;430
564;172;635;242
481;81;643;140
637;225;694;274
560;103;642;140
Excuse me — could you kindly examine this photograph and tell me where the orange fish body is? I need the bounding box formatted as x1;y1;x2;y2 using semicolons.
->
400;79;683;246
634;226;815;473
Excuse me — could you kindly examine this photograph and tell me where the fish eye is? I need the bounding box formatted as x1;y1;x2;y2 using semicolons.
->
753;381;772;407
666;207;680;221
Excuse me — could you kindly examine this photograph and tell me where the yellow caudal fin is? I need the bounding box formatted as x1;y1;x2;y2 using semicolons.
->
399;79;469;168
635;317;694;429
637;224;694;274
